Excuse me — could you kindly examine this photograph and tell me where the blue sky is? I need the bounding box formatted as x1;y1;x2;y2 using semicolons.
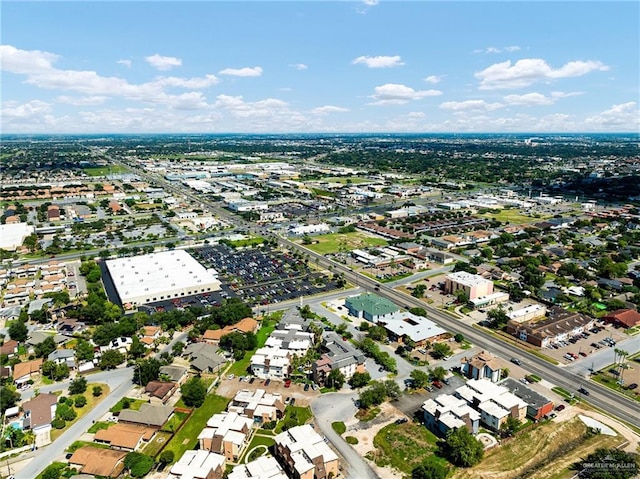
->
1;1;638;133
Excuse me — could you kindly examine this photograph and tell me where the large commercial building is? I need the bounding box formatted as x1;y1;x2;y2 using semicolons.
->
444;272;493;301
105;250;221;307
0;222;35;251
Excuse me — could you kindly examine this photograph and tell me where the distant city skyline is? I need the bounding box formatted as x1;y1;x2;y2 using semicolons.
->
1;1;638;134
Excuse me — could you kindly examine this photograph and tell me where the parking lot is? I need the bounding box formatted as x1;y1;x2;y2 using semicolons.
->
216;374;318;407
541;322;628;364
190;244;341;306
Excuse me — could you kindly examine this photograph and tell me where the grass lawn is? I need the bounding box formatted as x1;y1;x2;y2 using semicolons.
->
110;397;146;413
83;165;128;176
451;417;621;479
67;440;110;452
161;411;190;432
356;407;381;422
368;422;446;475
227;319;277;376
591;372;640;403
238;434;276;463
163;394;229;463
303;232;388;255
479;208;549;225
51;383;109;442
141;430;173;458
87;421;111;433
275;406;313;433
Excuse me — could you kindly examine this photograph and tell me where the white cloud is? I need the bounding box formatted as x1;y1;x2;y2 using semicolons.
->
152;75;219;89
352;55;404;68
476;58;609;90
440;100;503;111
424;75;444;84
473;45;521;54
214;94;289;118
56;95;107;106
503;92;554;106
291;63;308;70
356;0;379;14
145;54;182;71
585;102;639;130
369;83;442;105
1;99;52;119
0;45;58;74
311;105;349;115
362;0;379;5
407;112;426;118
219;66;263;77
117;59;132;68
550;91;584;98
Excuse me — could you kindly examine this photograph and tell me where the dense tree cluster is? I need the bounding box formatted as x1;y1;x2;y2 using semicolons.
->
357;380;401;409
357;338;397;373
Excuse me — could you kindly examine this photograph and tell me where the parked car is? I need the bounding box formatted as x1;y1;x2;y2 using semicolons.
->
432;381;443;389
284;379;292;388
395;418;408;424
265;378;271;386
626;383;638;390
555;404;566;412
304;383;310;391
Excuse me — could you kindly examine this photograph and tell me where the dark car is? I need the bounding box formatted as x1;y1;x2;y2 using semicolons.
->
432;381;443;389
264;378;271;386
395;418;408;424
626;383;638;390
510;358;522;366
304;383;310;391
555;404;566;412
578;387;590;396
290;398;296;406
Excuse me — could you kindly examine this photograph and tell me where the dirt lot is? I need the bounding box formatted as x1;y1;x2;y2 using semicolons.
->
216;376;319;407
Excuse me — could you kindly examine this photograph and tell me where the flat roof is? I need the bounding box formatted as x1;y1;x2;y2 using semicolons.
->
0;222;34;250
105;250;220;304
446;271;492;287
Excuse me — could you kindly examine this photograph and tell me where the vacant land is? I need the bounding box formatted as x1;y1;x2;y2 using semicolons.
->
367;421;447;476
83;165;128;176
479;209;548;225
451;417;622;479
321;176;372;184
304;232;388;255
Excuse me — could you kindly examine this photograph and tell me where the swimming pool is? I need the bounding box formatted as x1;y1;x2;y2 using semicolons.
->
8;420;23;430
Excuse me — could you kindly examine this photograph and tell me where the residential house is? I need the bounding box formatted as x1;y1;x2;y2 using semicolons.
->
312;332;366;385
461;351;502;382
202;318;259;343
0;339;19;358
274;424;339;479
13;358;43;387
198;411;253;461
94;423;156;451
455;379;527;431
228;389;285;422
47;349;77;370
69;446;127;478
22;393;58;440
159;364;189;384
228;456;288;479
265;329;314;357
250;346;290;380
141;325;162;346
184;342;227;374
422;394;481;436
118;403;173;429
145;380;179;404
168;450;226;479
603;309;640;329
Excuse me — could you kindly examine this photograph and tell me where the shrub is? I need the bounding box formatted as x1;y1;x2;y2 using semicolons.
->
263;420;277;430
345;436;359;445
92;385;103;397
51;418;66;429
159;450;174;464
74;395;87;408
332;421;346;435
69;376;88;395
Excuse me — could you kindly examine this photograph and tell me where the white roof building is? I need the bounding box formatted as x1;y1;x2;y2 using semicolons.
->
105;250;221;306
228;456;288;479
378;311;447;344
168;450;226;479
274;425;339;479
250;347;290;379
0;223;35;251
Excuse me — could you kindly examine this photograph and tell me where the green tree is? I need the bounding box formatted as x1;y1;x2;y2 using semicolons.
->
69;376;88;395
181;376;207;407
8;320;28;343
74;395;87;408
133;358;162;386
348;371;371;389
412;456;449;479
327;369;345;389
0;384;21;413
430;343;452;360
367;325;388;342
440;427;484;467
99;349;125;370
499;416;521;438
172;341;186;356
159;450;174;465
75;339;95;362
430;366;447;382
34;336;56;358
124;452;155;478
41;463;67;479
92;385;103;397
128;335;147;360
409;369;431;389
412;284;427;298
